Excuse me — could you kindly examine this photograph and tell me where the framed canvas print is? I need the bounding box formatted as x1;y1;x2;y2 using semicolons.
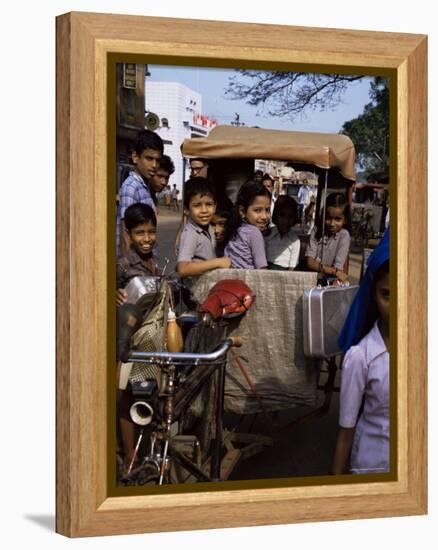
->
56;12;427;537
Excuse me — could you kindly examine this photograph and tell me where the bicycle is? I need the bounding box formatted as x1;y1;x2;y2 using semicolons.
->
119;337;242;486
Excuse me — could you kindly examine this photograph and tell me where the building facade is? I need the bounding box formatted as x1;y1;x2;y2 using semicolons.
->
145;81;217;193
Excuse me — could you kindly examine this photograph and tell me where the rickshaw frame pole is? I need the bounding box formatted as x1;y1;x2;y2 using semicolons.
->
210;361;226;481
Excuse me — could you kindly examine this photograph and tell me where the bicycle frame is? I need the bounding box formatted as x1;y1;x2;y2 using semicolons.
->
123;339;236;485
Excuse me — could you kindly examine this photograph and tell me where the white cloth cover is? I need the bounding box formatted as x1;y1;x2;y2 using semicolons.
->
191;269;319;414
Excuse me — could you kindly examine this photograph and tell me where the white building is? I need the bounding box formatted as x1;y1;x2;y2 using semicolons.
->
145;81;217;193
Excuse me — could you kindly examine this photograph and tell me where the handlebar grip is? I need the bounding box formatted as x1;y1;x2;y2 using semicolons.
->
229;336;243;348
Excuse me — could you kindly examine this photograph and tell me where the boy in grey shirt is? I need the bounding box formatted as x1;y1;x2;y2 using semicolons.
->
177;178;231;277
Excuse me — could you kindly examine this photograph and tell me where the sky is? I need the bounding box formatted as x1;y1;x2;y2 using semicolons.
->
149;64;374;134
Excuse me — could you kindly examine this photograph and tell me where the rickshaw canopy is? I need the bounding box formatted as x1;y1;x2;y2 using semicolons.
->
181;125;356;184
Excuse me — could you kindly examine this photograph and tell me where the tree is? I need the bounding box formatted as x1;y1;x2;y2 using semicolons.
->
225;70;389;176
341;77;389;176
225;70;363;119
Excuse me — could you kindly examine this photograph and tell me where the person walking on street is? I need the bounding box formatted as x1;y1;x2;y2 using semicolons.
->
297;178;312;224
171;184;180;211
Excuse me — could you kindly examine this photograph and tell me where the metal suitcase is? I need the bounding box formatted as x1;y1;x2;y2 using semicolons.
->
303;284;359;358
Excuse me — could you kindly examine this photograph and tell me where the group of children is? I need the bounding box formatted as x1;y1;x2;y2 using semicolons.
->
175;176;352;279
115;132;390;478
115;130;352;281
116;173;353;301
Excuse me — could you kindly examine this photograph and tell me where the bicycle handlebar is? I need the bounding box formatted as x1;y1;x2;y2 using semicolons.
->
128;337;242;366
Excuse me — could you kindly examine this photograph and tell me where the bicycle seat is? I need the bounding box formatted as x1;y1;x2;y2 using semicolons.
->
198;279;255;320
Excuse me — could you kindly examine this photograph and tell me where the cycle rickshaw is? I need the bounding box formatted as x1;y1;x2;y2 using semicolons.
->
118;126;359;485
181;126;359;446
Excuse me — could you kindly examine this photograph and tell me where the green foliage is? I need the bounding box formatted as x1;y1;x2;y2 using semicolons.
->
341;77;389;176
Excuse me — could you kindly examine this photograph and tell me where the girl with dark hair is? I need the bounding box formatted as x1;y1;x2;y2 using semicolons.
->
332;231;390;475
211;197;233;257
224;180;271;269
305;192;351;283
265;195;300;270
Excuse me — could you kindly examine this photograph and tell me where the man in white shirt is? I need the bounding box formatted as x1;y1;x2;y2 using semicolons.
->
297;178;312;222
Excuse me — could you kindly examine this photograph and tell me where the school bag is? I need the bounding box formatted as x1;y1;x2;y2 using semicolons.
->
117;277;172;385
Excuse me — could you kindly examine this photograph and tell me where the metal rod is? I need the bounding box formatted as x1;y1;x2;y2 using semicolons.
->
211;363;226;481
127;428;144;475
129;339;233;364
320;169;329;266
158;438;169;485
230;349;270;419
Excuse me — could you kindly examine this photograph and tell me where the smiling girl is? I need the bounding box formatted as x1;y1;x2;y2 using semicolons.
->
305;192;351;283
224;180;271;269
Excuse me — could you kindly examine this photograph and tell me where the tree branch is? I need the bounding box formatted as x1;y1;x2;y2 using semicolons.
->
225;71;364;120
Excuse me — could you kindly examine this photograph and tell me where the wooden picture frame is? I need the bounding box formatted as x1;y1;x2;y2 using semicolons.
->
56;12;427;537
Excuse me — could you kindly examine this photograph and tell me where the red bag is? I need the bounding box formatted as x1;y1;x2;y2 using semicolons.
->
198;279;255;320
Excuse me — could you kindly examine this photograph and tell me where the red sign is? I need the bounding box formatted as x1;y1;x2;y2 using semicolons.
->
193;113;217;128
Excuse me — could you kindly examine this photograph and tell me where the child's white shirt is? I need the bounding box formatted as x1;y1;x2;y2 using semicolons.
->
339;321;389;474
264;227;300;269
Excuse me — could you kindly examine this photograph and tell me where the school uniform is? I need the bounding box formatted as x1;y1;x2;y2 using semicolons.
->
116;171;156;257
224;222;267;269
339;321;389;474
264;227;300;269
116;247;157;289
305;227;350;270
177;218;216;263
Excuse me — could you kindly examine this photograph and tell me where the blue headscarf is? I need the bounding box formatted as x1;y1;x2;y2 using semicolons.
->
338;229;390;352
